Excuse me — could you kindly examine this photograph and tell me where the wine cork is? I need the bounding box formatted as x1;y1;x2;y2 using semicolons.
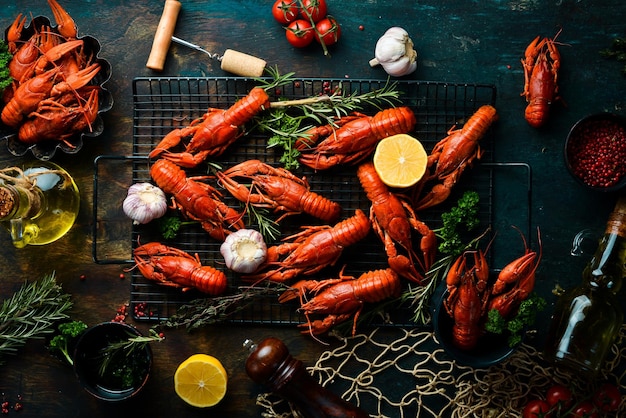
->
220;49;267;77
146;0;182;71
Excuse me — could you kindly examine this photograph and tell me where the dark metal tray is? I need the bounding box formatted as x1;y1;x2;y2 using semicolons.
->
93;77;531;326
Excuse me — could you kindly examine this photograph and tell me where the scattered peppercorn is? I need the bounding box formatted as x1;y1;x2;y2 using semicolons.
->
358;25;364;31
79;274;86;281
567;117;626;188
119;273;125;280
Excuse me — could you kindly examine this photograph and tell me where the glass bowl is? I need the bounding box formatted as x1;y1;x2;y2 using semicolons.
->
1;15;113;160
564;112;626;192
73;322;152;402
431;275;519;368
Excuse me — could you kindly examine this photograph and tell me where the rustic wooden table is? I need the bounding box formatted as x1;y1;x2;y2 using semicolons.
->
0;1;625;417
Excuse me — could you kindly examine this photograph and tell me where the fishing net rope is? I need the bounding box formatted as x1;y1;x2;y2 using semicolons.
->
257;325;626;417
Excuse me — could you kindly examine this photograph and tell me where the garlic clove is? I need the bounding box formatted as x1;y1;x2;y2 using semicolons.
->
123;182;168;225
220;229;267;274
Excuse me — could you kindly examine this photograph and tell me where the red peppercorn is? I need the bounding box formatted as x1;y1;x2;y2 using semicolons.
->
119;273;125;280
79;274;86;281
567;117;626;188
13;402;22;411
358;25;364;31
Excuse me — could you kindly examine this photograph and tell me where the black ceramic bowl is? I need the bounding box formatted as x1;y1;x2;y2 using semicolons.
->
564;112;626;192
431;274;519;368
73;322;152;402
1;15;113;160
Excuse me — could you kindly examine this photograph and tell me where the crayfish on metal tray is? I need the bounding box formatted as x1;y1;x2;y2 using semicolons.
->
278;267;401;337
149;87;271;167
295;106;416;170
150;158;244;242
521;30;562;128
444;228;542;350
357;162;436;284
243;209;371;283
2;0;103;146
412;105;497;211
216;159;342;223
132;242;228;296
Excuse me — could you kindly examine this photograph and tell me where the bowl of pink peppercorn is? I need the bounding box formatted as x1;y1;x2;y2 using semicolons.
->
564;112;626;192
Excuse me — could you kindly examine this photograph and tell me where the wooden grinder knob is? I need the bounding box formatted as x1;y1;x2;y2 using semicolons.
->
245;337;369;418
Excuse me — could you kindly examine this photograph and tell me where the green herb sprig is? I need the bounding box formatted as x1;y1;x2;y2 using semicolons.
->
600;37;626;75
48;320;88;365
157;214;198;240
98;328;164;378
254;68;402;169
401;191;485;325
0;273;73;365
162;284;287;331
0;40;13;94
485;292;547;347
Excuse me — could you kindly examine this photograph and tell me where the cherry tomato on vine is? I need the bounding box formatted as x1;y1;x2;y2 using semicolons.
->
522;399;552;418
592;382;621;412
571;401;599;418
546;384;573;410
314;16;341;45
272;0;299;25
301;0;327;22
286;19;314;48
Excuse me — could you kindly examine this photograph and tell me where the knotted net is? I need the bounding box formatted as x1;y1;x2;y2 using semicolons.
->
258;325;626;417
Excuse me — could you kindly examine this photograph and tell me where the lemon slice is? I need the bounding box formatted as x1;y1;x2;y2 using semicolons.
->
174;354;228;408
373;133;428;188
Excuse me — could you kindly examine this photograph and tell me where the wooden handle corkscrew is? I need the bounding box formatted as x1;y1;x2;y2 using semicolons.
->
146;0;182;71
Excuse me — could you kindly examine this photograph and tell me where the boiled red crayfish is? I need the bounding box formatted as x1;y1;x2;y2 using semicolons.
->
444;250;490;350
444;228;542;350
244;209;371;283
150;159;244;241
3;0;102;145
149;87;271;167
489;227;542;318
295;107;416;170
521;31;562;128
132;242;228;295
279;268;401;336
413;105;497;211
357;162;436;284
216;159;341;223
18;87;99;146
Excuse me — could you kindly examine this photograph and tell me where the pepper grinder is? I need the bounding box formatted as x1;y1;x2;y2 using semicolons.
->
244;337;369;418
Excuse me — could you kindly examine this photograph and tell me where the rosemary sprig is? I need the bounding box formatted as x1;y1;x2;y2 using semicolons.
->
246;204;280;242
253;73;402;169
98;328;164;378
402;228;490;325
0;272;73;364
161;284;287;331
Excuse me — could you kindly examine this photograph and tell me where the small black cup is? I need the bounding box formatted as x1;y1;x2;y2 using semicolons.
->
73;322;152;402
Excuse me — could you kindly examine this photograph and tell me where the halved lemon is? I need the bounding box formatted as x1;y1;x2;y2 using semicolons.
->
373;133;428;188
174;354;228;408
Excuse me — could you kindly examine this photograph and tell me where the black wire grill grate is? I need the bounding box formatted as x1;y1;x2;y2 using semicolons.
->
96;77;511;327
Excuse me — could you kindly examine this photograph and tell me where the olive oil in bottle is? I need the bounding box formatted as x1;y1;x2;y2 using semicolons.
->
0;162;79;248
543;196;626;376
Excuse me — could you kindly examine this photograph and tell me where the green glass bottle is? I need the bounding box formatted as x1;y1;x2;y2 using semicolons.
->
544;196;626;376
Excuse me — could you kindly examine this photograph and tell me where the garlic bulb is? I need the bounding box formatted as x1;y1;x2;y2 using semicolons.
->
123;183;168;225
369;27;418;77
220;229;267;274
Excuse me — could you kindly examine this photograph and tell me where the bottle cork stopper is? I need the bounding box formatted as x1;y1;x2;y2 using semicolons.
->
220;49;267;77
146;0;182;71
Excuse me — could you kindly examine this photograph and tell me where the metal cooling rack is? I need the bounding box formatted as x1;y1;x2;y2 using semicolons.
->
93;77;531;327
